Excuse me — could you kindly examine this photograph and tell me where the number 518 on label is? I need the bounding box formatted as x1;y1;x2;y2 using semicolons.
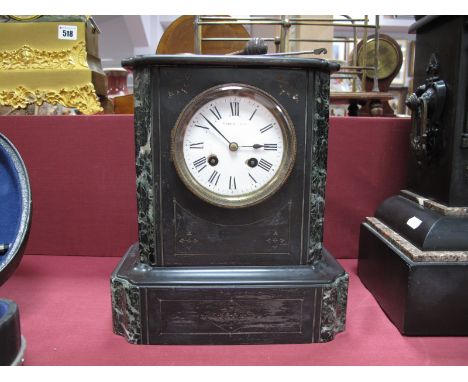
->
58;25;78;40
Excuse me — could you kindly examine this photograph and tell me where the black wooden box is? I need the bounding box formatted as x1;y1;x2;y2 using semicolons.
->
358;217;468;335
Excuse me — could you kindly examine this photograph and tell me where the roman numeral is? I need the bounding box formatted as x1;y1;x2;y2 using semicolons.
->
189;142;204;149
230;102;239;116
195;124;209;130
208;170;220;185
210;106;222;120
229;176;237;190
260;123;274;133
258;159;272;172
193;157;207;172
264;143;278;151
249;108;257;121
248;173;257;183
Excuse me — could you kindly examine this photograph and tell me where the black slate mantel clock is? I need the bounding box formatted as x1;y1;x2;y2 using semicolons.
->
111;54;348;345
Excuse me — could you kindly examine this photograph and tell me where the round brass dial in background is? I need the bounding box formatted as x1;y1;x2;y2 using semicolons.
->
357;34;403;81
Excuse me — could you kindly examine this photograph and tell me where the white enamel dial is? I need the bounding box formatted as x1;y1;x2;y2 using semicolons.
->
172;84;296;208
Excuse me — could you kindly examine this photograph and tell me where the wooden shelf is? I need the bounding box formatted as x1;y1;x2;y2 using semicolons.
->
331;91;395;116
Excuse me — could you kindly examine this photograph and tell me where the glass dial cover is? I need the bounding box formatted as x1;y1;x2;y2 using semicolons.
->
171;83;296;208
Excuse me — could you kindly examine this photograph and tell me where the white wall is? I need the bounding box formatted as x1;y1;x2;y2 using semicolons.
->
93;15;178;68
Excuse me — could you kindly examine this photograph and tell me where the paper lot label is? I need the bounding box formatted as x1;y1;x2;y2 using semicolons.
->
58;25;77;40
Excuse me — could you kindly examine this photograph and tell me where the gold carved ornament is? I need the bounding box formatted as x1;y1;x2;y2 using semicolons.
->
0;41;88;71
0;85;102;115
0;42;102;114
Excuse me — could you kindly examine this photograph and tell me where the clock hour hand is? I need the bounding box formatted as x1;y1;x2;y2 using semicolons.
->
200;114;231;145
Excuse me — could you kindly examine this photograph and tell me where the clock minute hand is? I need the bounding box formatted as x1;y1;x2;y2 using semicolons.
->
239;144;264;149
200;114;231;145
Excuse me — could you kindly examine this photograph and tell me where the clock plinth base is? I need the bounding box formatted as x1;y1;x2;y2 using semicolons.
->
111;244;348;345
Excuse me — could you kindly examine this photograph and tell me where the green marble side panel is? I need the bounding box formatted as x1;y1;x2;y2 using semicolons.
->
134;67;156;264
319;272;349;342
308;71;331;264
110;276;142;344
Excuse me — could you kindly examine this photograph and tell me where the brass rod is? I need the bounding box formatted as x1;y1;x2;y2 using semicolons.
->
266;49;327;56
372;15;380;92
194;15;202;54
347;15;358;92
202;37;353;44
199;16;369;23
288;38;353;43
280;15;290;53
201;37;353;43
289;17;368;22
362;15;369;89
202;37;276;41
198;21;283;25
288;22;372;26
333;71;369;75
197;21;377;28
199;16;283;21
339;66;375;70
288;23;376;28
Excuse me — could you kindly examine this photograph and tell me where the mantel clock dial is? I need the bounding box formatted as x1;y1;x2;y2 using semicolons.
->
171;83;296;208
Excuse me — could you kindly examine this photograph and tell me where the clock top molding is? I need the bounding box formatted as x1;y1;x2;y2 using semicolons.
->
122;54;340;72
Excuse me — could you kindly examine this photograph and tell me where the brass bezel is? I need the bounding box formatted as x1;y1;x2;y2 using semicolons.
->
171;83;297;209
357;38;400;80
